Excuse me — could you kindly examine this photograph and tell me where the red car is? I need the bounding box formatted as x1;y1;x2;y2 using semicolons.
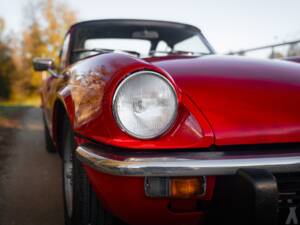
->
33;19;300;225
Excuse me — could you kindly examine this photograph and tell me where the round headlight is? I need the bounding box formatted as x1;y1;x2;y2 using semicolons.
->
113;71;177;139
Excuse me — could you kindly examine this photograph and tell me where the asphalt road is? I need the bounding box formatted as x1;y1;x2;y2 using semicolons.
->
0;106;64;225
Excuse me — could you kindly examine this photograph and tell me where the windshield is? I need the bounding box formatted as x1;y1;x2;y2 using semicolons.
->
71;20;214;62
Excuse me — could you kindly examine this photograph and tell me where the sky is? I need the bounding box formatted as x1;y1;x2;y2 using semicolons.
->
0;0;300;54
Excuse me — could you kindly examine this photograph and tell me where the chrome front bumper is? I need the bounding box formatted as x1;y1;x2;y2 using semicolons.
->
76;145;300;177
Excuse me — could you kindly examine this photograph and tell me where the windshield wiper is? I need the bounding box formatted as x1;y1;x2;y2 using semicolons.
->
73;48;140;57
149;50;210;56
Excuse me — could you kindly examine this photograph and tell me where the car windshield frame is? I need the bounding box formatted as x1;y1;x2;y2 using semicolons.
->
69;19;215;63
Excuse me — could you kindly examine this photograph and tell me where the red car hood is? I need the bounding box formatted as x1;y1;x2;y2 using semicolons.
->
146;55;300;145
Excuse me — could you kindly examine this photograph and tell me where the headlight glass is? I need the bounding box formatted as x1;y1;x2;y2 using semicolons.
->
113;71;177;139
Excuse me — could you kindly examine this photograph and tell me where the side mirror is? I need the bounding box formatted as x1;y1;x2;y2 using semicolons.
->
32;58;55;72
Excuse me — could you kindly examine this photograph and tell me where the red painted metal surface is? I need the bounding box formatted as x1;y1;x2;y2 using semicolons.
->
53;53;214;149
53;54;300;148
149;55;300;145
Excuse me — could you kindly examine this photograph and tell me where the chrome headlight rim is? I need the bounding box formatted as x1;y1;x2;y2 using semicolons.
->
112;70;178;140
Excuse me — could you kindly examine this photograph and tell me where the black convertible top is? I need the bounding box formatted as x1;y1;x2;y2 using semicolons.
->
70;19;203;49
67;19;214;63
71;19;201;30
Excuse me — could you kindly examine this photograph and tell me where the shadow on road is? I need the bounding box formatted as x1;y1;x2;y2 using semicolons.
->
0;106;64;225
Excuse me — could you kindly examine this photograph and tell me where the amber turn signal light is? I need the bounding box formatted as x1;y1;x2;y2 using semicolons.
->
170;178;204;198
144;177;206;198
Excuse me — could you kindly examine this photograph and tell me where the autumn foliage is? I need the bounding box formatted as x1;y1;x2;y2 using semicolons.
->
0;18;16;100
0;0;77;103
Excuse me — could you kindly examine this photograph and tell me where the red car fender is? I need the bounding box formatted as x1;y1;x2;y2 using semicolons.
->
55;53;215;149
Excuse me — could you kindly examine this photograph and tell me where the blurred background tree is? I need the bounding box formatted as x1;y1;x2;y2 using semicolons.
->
1;0;77;104
287;43;300;57
269;51;284;59
0;18;17;100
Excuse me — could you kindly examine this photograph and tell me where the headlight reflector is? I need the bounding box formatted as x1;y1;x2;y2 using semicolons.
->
113;71;177;139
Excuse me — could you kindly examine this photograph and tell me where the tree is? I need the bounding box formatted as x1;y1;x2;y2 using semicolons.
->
287;43;300;57
0;18;4;34
42;0;76;62
269;51;284;59
15;0;77;100
0;18;17;100
19;10;47;97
